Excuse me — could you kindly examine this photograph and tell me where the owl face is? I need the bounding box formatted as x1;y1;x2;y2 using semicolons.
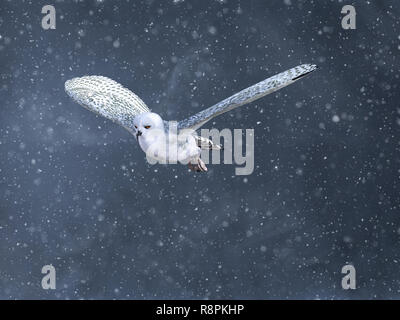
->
133;112;165;151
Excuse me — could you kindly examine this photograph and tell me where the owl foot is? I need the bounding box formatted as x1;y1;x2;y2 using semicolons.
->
188;158;208;172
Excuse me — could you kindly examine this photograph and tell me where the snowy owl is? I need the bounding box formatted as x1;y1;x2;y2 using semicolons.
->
65;64;317;172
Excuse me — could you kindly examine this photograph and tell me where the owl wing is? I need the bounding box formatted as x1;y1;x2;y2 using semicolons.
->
178;64;317;131
65;76;150;133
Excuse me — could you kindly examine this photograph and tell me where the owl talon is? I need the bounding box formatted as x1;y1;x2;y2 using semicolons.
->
197;158;208;172
188;159;208;172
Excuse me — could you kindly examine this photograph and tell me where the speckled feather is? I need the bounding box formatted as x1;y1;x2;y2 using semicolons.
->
65;76;150;133
178;64;317;131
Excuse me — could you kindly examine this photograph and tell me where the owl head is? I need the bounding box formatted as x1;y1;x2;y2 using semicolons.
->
132;112;166;150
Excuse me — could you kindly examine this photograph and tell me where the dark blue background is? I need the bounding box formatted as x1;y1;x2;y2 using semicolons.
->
0;0;398;299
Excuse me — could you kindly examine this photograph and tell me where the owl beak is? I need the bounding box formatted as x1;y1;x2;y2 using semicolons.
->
136;130;142;140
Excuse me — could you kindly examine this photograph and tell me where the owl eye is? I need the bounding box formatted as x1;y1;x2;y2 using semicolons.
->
144;125;151;129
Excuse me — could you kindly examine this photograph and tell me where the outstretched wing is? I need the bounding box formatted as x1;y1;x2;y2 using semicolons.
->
178;64;317;131
65;76;150;133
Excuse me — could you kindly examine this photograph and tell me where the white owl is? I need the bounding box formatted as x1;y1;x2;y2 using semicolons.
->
65;64;317;172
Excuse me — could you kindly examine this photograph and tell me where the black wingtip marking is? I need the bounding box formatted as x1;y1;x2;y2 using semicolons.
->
292;72;311;81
